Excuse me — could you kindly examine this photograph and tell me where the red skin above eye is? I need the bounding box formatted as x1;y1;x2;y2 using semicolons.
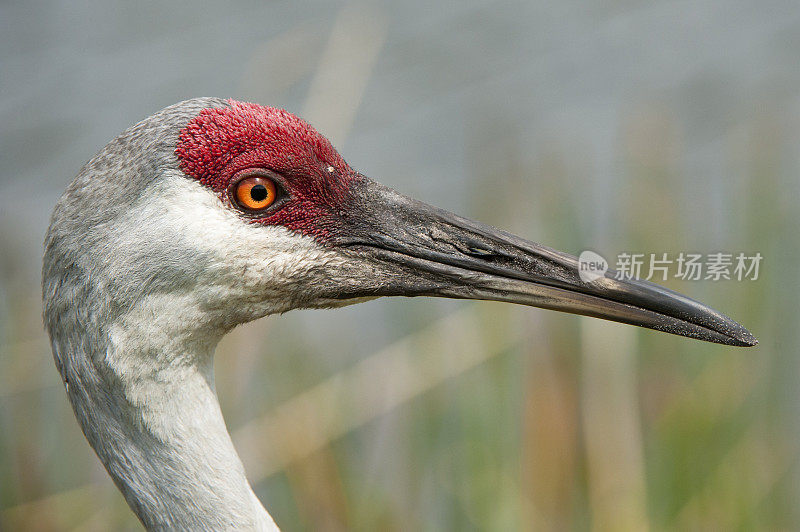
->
175;99;356;240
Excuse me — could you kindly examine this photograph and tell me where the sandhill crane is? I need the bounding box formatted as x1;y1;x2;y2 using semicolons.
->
42;98;756;530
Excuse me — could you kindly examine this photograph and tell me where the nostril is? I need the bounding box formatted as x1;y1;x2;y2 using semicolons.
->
461;236;512;259
465;246;495;257
429;231;509;260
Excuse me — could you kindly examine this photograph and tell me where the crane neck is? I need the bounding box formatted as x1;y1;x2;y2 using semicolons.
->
51;290;279;530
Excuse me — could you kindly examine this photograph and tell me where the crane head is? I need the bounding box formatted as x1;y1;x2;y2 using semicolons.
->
46;98;756;347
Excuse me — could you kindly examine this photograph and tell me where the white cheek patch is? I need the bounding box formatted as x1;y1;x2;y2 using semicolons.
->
123;171;349;317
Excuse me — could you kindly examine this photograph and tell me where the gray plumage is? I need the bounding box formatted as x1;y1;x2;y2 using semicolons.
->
44;98;283;530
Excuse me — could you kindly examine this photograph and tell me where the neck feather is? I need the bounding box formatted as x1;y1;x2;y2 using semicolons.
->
52;291;279;531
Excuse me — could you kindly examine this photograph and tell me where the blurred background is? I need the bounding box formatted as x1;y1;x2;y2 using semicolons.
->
1;0;799;529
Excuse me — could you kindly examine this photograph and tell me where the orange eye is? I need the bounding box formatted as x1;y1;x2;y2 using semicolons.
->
232;175;278;211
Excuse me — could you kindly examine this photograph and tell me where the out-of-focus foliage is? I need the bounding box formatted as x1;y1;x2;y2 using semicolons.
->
1;0;798;530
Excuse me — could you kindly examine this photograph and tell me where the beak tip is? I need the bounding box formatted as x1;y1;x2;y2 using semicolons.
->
720;322;758;347
737;330;758;347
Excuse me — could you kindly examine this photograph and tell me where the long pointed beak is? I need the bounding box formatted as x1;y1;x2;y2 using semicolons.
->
333;179;757;347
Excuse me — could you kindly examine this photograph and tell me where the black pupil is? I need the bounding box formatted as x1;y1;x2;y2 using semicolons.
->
250;184;269;202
